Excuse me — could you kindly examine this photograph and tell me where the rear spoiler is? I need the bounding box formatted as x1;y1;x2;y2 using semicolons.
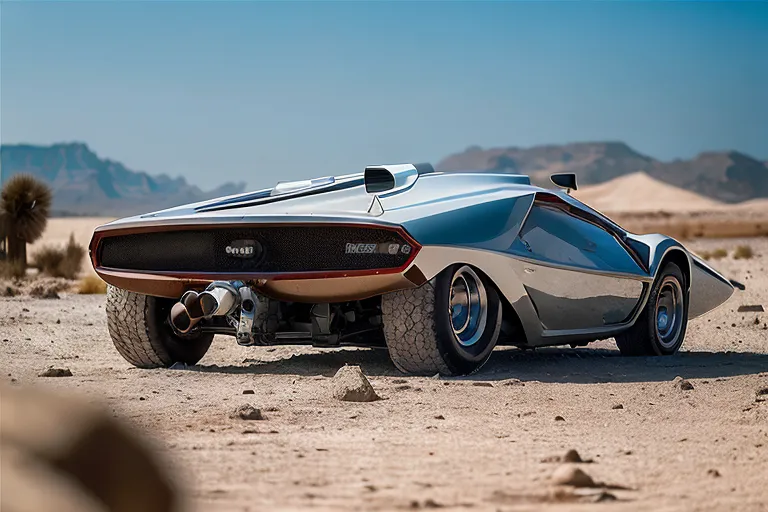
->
364;163;434;194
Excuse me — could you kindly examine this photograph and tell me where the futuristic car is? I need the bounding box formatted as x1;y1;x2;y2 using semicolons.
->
89;163;735;376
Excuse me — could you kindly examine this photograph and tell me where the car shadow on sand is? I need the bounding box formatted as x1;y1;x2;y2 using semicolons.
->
196;346;768;384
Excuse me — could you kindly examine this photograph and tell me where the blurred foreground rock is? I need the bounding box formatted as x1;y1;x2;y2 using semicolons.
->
0;384;182;512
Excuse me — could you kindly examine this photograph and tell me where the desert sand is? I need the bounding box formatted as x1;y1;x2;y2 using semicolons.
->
2;237;767;511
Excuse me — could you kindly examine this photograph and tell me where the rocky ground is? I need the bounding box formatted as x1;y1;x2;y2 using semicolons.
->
1;237;767;511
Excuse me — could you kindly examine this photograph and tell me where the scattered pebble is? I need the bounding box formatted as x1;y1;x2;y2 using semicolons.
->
242;389;255;395
554;415;566;422
708;469;721;478
434;414;445;420
231;404;264;420
331;365;380;402
673;376;694;391
38;367;73;377
472;382;493;387
612;404;624;410
737;305;764;313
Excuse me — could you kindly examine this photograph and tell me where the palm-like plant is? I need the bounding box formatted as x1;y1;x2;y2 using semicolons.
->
0;174;52;271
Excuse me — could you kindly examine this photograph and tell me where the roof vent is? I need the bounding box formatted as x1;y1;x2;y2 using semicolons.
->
364;163;433;194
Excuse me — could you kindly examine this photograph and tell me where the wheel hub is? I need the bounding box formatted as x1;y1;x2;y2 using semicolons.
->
449;266;488;347
655;276;684;349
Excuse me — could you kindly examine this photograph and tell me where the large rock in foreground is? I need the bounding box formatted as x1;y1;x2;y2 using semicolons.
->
332;366;380;402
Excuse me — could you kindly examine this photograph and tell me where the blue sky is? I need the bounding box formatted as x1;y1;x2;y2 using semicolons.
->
2;1;767;190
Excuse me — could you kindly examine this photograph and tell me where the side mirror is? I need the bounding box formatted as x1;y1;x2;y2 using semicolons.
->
550;173;578;194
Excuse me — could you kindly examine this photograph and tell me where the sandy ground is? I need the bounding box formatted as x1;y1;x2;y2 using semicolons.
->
2;237;767;511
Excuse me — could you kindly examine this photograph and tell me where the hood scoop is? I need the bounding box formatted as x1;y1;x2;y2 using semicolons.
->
364;162;434;195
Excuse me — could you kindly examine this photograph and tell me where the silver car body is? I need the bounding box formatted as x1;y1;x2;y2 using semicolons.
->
90;163;734;348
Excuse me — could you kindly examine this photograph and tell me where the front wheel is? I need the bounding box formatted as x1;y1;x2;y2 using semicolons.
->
381;265;503;376
105;286;214;368
615;262;688;356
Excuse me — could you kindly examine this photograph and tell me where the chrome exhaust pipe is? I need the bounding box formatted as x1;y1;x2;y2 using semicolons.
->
170;291;206;334
170;282;243;334
198;281;239;317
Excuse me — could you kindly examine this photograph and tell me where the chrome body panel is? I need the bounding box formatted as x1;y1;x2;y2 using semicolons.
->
91;165;735;346
688;255;736;319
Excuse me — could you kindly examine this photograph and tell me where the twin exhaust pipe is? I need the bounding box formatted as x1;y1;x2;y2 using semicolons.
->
169;281;242;333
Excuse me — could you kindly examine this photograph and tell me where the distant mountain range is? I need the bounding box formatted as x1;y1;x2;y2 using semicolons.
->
437;141;768;203
0;143;246;216
1;141;766;216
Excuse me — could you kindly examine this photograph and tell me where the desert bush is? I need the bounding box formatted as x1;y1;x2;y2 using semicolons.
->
61;233;86;278
733;245;754;260
0;260;26;279
33;245;66;275
32;233;85;279
78;274;107;294
710;248;728;260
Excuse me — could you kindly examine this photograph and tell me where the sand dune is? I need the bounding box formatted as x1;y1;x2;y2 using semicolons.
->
573;172;723;213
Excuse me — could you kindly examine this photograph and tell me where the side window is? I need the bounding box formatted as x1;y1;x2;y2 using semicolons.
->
519;203;616;270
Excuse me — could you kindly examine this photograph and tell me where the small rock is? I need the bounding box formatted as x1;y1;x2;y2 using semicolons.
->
231;404;264;420
434;414;445;420
38;367;73;377
56;319;61;324
242;389;255;395
737;305;764;313
502;378;524;386
707;469;721;478
472;382;493;387
552;465;595;487
554;415;566;422
563;449;582;463
331;365;380;402
611;404;624;410
673;376;694;391
391;379;408;384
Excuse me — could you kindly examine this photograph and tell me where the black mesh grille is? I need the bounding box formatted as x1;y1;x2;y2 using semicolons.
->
98;226;413;273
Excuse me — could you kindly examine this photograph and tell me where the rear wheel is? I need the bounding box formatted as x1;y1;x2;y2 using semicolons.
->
106;286;214;368
615;262;688;356
381;265;503;376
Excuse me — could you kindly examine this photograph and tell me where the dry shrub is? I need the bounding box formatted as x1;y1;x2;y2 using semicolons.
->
733;245;754;260
33;245;65;274
0;260;26;279
78;274;107;294
710;248;728;260
32;233;85;279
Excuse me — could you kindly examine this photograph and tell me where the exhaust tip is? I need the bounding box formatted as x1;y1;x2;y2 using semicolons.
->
170;302;193;333
199;292;220;317
182;291;204;319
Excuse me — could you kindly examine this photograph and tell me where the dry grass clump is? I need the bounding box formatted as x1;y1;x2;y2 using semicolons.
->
32;233;85;279
0;260;26;279
700;248;728;260
733;245;754;259
77;274;107;294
